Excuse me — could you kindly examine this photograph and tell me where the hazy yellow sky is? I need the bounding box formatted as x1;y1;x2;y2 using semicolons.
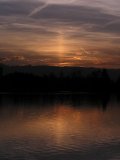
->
0;0;120;68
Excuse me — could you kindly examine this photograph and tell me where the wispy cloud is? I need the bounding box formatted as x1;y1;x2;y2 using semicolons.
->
28;3;48;17
28;0;76;17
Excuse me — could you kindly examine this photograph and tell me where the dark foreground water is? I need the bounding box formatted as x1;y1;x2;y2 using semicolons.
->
0;94;120;160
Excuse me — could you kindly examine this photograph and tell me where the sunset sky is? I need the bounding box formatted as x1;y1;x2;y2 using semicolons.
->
0;0;120;68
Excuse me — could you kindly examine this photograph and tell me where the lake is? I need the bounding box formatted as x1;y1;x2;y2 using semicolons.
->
0;94;120;160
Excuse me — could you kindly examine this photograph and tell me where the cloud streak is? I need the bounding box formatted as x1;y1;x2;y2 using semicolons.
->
28;3;48;17
28;0;76;17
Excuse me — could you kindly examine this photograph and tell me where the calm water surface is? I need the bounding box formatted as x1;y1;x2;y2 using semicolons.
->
0;94;120;160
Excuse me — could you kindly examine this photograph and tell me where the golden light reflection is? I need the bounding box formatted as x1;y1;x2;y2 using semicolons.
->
0;103;120;148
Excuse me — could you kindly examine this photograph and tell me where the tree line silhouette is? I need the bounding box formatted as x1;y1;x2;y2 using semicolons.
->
0;66;120;93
